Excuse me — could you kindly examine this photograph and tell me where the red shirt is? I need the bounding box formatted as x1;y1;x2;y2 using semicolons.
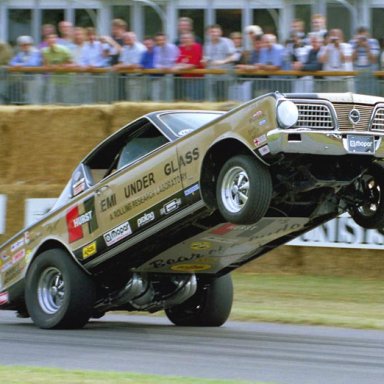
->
176;43;203;76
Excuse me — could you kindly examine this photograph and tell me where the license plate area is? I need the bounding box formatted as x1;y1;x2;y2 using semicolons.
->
347;135;375;154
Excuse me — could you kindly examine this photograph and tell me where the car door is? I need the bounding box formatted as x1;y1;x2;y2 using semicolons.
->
78;127;188;265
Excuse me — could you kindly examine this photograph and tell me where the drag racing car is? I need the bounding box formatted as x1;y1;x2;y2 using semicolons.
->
1;91;384;329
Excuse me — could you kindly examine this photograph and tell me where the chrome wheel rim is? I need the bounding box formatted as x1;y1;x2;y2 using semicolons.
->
357;177;381;217
221;166;250;213
38;267;65;314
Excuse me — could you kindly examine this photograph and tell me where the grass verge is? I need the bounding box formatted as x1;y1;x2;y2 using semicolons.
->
231;273;384;329
0;366;263;384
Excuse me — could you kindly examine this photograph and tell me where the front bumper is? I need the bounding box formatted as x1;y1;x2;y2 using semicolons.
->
267;129;384;157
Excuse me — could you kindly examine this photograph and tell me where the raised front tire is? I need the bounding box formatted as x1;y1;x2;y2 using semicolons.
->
165;274;233;327
25;248;96;329
350;162;384;229
216;155;272;224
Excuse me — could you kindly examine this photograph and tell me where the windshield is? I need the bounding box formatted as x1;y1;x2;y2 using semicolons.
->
159;112;222;138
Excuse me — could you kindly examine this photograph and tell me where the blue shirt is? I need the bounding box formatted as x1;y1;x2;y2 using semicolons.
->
259;44;284;68
140;49;155;69
9;48;42;66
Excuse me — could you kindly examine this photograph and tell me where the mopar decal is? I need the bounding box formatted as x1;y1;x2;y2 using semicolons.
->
104;221;132;247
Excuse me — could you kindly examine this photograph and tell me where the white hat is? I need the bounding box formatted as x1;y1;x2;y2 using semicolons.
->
245;25;263;36
17;35;34;45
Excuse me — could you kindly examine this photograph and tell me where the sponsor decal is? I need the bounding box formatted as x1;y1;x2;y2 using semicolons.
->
258;118;267;126
66;206;84;243
12;249;25;264
184;183;200;196
0;254;6;268
82;242;97;259
104;221;132;247
10;238;24;253
258;145;270;156
84;196;98;233
0;292;9;305
160;198;182;215
66;197;98;243
3;259;26;286
170;263;211;272
253;134;267;146
137;211;155;228
24;232;30;245
149;253;207;269
73;178;85;196
249;110;264;123
190;241;211;250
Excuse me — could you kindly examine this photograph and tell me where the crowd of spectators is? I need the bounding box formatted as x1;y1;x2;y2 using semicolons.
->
0;14;383;103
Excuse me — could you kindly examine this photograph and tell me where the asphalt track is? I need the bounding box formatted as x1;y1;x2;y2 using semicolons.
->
1;311;384;384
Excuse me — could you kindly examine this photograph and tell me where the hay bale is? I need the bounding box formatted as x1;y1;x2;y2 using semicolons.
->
6;105;112;184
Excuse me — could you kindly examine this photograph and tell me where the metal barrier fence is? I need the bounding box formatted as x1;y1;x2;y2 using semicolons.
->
1;66;384;105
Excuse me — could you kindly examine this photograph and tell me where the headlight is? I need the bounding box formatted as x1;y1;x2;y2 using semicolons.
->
277;100;299;128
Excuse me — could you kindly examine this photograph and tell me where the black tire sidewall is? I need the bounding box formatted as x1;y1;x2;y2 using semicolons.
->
216;155;272;224
25;249;96;329
351;163;384;229
165;274;233;326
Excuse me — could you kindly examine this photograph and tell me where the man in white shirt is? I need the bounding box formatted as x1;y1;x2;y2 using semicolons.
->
114;32;146;101
318;29;353;92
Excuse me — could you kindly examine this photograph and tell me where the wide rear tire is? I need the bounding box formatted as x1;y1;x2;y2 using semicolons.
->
165;274;233;327
350;162;384;229
216;155;272;224
25;248;96;329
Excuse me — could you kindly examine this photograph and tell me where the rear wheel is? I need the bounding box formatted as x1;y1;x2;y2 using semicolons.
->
165;274;233;326
25;248;96;329
350;162;384;229
216;155;272;224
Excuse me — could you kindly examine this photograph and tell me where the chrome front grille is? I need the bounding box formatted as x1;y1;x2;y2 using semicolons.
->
333;104;372;131
292;103;334;129
371;106;384;131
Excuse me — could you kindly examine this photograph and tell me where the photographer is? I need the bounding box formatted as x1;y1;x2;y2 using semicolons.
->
318;29;353;91
351;27;379;71
350;26;379;94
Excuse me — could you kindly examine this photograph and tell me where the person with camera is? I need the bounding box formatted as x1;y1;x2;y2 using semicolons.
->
318;29;352;92
350;26;379;94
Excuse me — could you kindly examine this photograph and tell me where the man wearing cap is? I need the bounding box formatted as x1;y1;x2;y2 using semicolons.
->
9;36;42;67
9;36;43;104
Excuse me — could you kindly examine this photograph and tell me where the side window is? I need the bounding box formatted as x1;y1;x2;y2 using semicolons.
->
84;120;168;182
116;123;168;170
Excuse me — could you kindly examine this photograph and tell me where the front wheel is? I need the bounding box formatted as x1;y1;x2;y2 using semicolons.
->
25;249;96;329
165;274;233;326
216;155;272;224
350;162;384;229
